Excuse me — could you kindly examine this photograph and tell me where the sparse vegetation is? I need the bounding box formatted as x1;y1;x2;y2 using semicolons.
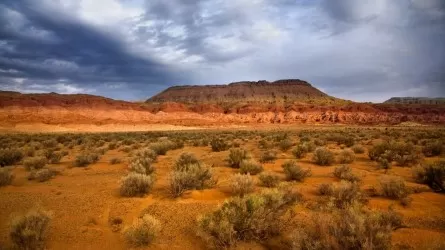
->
312;147;335;166
352;144;365;154
260;150;277;163
378;175;409;200
318;181;367;209
10;208;52;250
74;152;99;167
230;173;254;196
198;187;300;248
333;165;361;183
259;172;281;188
23;157;47;170
124;215;160;247
412;160;445;192
282;160;311;181
120;173;155;197
337;149;356;164
239;159;263;175
0;167;14;186
0;148;23;167
292;206;402;250
28;169;55;182
210;138;229;152
227;148;250;168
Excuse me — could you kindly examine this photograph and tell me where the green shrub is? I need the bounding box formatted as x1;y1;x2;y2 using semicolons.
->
0;148;23;167
120;173;155;197
378;176;409;199
73;153;99;167
282;160;311;181
352;145;365;154
197;188;300;248
169;163;214;197
0;167;14;186
124;215;160;247
260;150;277;163
279;139;294;151
412;160;445;192
369;141;421;167
210;138;229;152
10;208;52;250
230;173;254;197
227;148;250;168
333;165;361;183
312;147;335;166
292;206;401;250
239;160;263;175
23;157;47;170
258;172;281;188
337;149;355;164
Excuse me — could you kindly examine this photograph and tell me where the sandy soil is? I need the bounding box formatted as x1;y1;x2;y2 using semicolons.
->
0;134;444;249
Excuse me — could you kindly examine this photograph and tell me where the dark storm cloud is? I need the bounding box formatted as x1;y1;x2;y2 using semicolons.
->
0;0;444;102
0;0;185;100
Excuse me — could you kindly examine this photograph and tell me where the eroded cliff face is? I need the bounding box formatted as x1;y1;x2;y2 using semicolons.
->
1;80;444;127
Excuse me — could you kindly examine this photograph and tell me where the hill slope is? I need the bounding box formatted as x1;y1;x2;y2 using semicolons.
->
1;79;444;128
147;79;342;104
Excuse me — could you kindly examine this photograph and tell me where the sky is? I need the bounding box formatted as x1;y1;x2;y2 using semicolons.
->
0;0;444;102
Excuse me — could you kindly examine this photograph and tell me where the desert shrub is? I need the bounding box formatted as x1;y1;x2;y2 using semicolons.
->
292;144;308;159
333;165;361;183
197;187;300;248
352;145;365;154
110;158;122;165
22;146;36;157
279;138;294;151
173;152;200;171
227;148;250;168
108;142;117;150
23;157;47;170
260;150;277;163
314;139;326;146
318;183;334;196
48;152;62;164
337;149;355;164
422;140;443;157
312;147;335;166
210;138;229;152
124;215;160;247
73;153;99;167
0;148;23;167
412;160;445;192
318;181;367;209
369;141;421;167
0;167;14;186
120;173;155;197
169;163;214;197
239;159;263;175
149;141;174;155
10;208;52;250
282;160;311;181
258;172;281;188
230;173;254;197
378;176;409;199
292;206;401;250
28;169;55;182
128;158;155;175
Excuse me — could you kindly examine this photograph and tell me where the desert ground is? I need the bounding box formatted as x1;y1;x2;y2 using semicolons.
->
0;126;444;249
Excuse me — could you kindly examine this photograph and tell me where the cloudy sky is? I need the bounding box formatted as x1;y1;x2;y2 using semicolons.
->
0;0;444;102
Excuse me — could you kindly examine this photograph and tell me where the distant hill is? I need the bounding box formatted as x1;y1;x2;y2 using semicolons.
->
146;79;346;105
385;97;445;105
